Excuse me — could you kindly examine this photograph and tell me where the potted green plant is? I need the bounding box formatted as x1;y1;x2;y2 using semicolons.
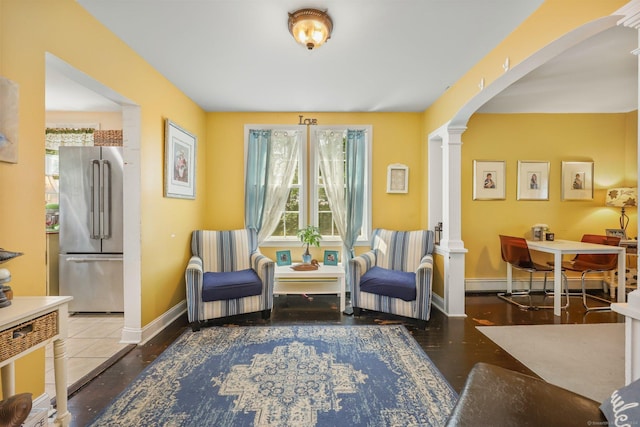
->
297;225;322;263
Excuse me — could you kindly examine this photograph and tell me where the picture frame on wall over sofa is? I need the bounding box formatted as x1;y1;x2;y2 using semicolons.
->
517;160;549;201
164;119;197;199
561;161;594;200
473;160;505;200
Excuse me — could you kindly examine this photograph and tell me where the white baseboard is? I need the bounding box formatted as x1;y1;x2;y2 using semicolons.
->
120;300;186;345
431;292;467;317
465;277;613;293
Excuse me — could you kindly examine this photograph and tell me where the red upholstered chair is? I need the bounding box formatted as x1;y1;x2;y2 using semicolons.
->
559;234;621;311
498;235;568;310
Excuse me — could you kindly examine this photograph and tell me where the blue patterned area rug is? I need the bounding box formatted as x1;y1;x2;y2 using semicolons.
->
88;325;457;427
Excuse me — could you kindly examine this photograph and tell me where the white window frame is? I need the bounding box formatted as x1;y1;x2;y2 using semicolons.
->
310;125;372;245
243;125;307;246
244;124;372;246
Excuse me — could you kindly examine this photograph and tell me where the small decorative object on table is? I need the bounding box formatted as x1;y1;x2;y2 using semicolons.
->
296;225;321;264
323;250;338;266
291;259;319;271
276;250;292;266
531;224;548;241
0;248;23;308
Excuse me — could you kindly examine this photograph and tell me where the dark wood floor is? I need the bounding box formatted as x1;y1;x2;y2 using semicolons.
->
65;292;623;426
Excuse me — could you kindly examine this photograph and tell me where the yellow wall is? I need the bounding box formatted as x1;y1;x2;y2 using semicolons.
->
462;112;638;278
0;0;635;399
433;253;445;296
1;0;206;396
206;112;425;260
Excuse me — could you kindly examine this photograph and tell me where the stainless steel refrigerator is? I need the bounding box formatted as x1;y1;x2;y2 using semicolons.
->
59;146;124;312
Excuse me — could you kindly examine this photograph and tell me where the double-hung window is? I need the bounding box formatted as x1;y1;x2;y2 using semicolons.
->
244;124;372;246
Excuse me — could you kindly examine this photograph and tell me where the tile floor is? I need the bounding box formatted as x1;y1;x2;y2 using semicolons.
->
45;314;128;400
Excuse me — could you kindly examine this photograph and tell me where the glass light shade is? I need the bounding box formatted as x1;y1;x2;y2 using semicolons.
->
605;187;638;207
288;8;333;50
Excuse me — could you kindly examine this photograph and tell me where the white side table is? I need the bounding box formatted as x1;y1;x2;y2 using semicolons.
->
274;264;346;312
612;290;640;385
0;296;72;426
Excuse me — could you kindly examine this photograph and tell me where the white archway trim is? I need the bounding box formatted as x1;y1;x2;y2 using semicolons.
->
429;10;629;317
451;15;622;127
120;105;143;344
45;53;144;343
617;1;640;29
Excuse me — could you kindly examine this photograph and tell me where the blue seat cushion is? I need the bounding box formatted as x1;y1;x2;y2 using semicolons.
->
359;266;416;301
202;269;262;302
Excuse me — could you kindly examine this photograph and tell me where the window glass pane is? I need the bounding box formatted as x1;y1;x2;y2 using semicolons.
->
317;187;330;213
272;216;285;237
287;187;299;211
318;212;333;236
283;212;299;237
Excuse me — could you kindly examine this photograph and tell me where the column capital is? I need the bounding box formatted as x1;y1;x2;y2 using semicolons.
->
446;125;467;136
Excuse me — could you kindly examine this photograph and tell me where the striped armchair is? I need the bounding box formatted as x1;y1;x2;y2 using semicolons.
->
185;229;274;331
350;228;435;324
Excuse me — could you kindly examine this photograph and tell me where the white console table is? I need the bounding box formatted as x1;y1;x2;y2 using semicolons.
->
0;296;72;426
274;264;346;312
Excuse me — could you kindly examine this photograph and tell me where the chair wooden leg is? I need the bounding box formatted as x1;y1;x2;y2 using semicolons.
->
261;309;271;320
191;321;203;332
353;307;362;316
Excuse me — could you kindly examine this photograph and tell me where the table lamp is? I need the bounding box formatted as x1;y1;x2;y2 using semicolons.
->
605;187;638;234
0;248;23;308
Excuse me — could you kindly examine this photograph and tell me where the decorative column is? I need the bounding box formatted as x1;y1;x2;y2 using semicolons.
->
428;122;468;317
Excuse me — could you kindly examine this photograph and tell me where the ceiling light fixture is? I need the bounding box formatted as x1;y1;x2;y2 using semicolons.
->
288;8;333;50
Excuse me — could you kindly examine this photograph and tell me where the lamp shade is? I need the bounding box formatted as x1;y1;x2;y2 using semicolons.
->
288;8;333;50
605;187;638;207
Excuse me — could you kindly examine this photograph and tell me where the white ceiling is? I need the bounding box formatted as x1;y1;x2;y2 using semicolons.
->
478;25;638;114
46;1;638;114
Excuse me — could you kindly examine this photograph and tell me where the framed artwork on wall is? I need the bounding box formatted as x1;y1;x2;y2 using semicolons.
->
387;163;408;193
517;161;549;200
473;160;505;200
561;161;594;200
164;119;197;199
0;76;19;164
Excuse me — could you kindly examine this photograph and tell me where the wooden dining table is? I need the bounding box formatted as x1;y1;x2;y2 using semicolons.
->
506;239;626;316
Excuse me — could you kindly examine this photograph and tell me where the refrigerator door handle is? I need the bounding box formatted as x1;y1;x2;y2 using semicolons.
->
64;256;123;262
101;159;112;239
90;159;101;239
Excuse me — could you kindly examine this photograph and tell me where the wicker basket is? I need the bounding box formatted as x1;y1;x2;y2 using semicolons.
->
0;312;58;362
